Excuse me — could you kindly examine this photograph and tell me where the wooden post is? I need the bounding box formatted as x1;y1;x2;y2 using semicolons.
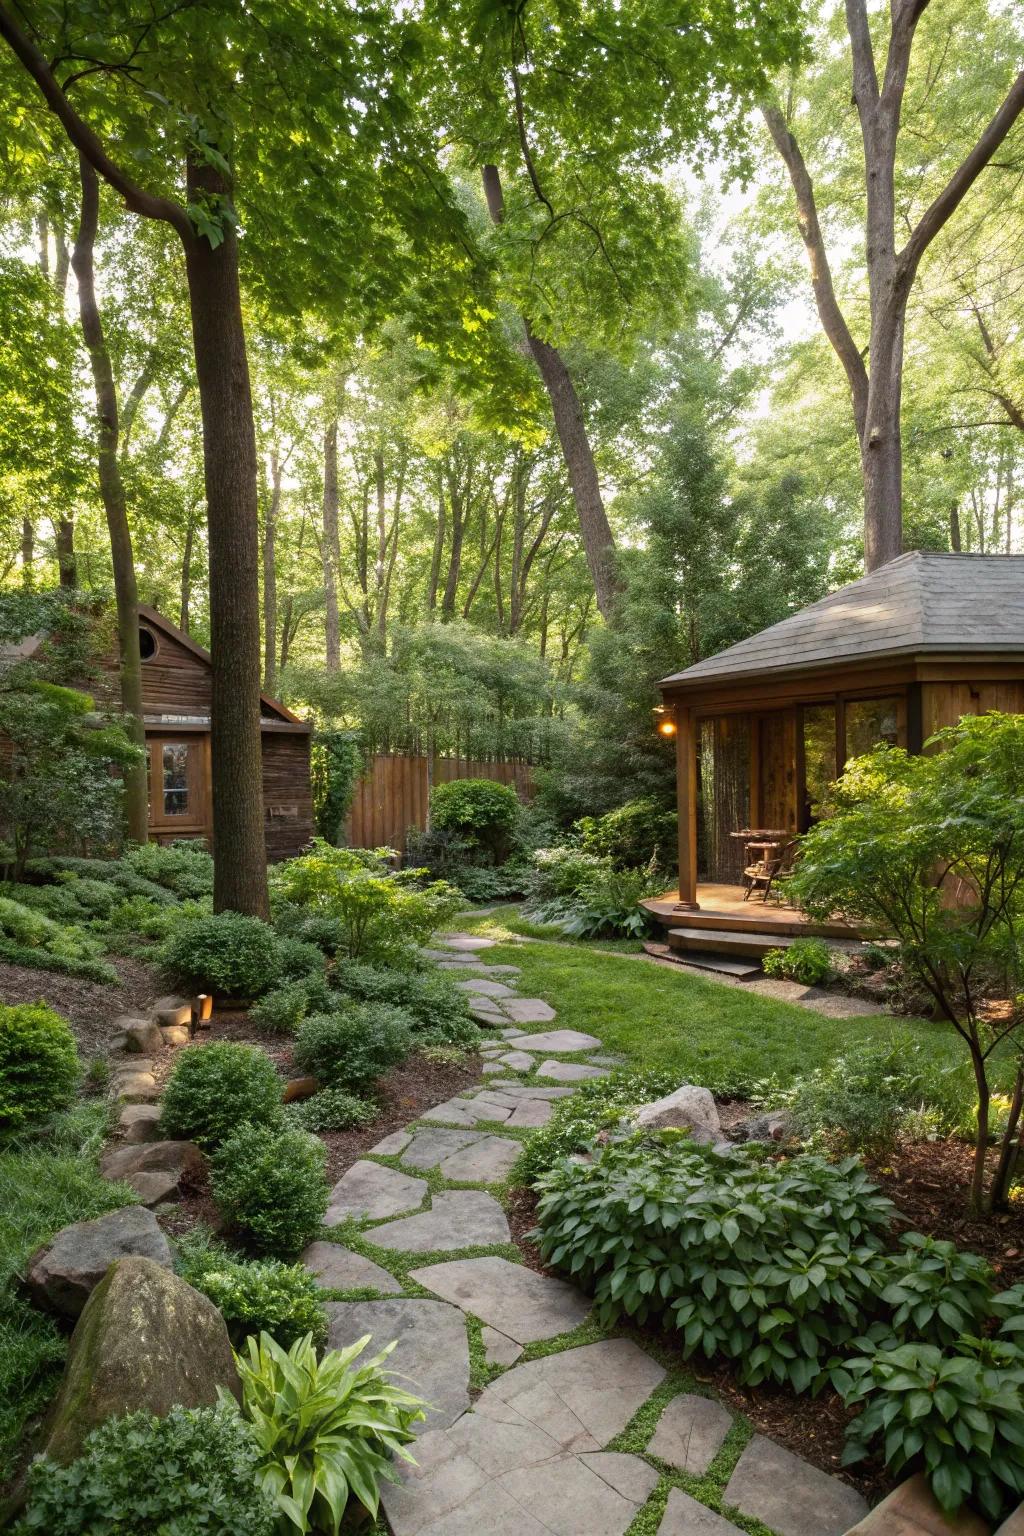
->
674;704;700;911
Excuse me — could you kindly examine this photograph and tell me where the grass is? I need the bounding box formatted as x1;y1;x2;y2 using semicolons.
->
446;911;961;1097
0;1101;134;1485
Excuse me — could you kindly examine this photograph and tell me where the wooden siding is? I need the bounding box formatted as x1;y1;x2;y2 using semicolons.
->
923;680;1024;738
263;733;314;861
346;756;534;852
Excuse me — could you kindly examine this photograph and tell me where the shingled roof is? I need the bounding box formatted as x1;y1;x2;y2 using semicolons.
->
661;552;1024;688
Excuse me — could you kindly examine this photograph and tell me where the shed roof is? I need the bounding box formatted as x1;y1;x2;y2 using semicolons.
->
661;552;1024;689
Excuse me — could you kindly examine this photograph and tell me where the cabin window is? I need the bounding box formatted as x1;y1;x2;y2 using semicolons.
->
162;743;191;816
801;705;837;826
844;696;902;762
139;624;157;661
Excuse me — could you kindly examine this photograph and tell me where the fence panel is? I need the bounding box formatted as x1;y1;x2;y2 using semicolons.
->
345;755;533;852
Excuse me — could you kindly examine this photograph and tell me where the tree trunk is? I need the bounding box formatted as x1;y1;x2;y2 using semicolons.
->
180;516;195;634
427;473;446;612
263;449;281;692
481;164;618;619
55;517;76;587
279;593;293;672
949;500;962;552
183;155;268;918
322;417;341;669
71;155;148;844
20;518;33;587
441;463;466;619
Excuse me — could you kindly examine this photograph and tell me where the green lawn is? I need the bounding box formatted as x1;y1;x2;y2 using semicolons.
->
452;909;963;1097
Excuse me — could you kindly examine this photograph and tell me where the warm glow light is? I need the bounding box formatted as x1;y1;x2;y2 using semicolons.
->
658;719;677;738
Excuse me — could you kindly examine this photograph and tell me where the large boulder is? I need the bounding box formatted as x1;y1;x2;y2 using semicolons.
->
632;1085;721;1143
100;1141;206;1206
24;1206;172;1318
42;1255;240;1466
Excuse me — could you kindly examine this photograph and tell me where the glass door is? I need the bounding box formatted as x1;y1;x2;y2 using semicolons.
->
147;738;207;834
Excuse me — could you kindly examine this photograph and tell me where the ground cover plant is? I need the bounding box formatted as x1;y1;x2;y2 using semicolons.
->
176;1231;328;1348
761;938;833;986
330;960;478;1047
791;714;1024;1212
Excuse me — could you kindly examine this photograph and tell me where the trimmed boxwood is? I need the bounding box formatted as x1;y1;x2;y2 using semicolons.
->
210;1123;329;1256
159;1043;282;1150
159;912;284;999
0;1003;80;1131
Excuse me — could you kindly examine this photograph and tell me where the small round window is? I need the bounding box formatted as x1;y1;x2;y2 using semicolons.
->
139;624;157;661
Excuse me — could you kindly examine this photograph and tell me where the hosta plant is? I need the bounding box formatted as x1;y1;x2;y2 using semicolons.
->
534;1139;894;1394
226;1330;426;1533
873;1232;993;1347
834;1338;1024;1519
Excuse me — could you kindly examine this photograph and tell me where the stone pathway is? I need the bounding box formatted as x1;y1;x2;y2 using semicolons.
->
307;931;871;1536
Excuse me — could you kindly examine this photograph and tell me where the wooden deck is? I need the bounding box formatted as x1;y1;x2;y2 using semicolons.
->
642;883;856;941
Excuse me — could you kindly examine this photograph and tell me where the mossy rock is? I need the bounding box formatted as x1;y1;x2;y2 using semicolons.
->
42;1255;240;1466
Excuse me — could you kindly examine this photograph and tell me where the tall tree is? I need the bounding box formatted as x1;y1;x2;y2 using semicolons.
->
762;0;1024;569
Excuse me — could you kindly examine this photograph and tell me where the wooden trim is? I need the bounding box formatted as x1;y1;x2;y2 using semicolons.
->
906;683;924;754
137;602;304;725
147;735;210;835
675;706;699;910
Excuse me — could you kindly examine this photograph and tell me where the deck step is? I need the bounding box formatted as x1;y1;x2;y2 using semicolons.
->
667;926;797;961
643;942;762;979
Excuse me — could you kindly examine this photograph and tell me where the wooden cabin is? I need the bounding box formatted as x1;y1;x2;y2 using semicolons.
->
121;606;312;860
648;552;1024;967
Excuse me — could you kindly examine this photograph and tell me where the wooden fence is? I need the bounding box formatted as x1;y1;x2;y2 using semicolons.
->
345;754;535;852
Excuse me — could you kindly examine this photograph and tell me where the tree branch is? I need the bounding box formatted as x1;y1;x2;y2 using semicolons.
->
0;4;193;242
899;70;1024;286
762;101;869;438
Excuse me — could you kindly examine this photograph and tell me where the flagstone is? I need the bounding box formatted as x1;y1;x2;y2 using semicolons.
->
658;1489;745;1536
537;1060;609;1082
501;1029;601;1052
368;1191;510;1253
324;1160;426;1224
455;978;516;997
325;1298;469;1431
724;1436;868;1536
501;998;557;1024
368;1129;413;1156
648;1394;733;1474
301;1240;401;1294
481;1325;523;1367
410;1255;590;1343
401;1128;483;1169
499;1050;536;1072
439;1134;521;1182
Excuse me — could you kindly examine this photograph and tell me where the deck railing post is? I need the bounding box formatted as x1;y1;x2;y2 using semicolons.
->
674;703;700;911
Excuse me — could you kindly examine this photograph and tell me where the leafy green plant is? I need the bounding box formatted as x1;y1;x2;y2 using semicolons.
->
177;1231;327;1347
211;1123;329;1256
227;1330;426;1532
0;895;109;973
293;1005;413;1092
249;973;334;1035
535;1139;894;1394
873;1233;993;1347
576;797;677;870
122;840;215;899
331;961;477;1046
160;911;288;999
789;713;1024;1213
159;1042;283;1150
516;1068;681;1184
761;938;832;986
284;1086;377;1132
15;1404;275;1535
0;1002;79;1130
429;777;520;863
274;907;349;957
310;729;363;845
834;1339;1024;1519
528;857;662;939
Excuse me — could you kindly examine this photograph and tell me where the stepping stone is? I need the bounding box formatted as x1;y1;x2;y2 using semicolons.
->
470;1004;510;1025
369;1129;413;1157
583;1453;660;1506
472;1084;574;1101
659;1489;745;1536
325;1298;469;1431
439;1135;521;1182
499;1026;524;1038
116;1103;162;1144
301;1240;401;1294
456;979;516;997
369;1191;510;1253
325;1161;427;1224
506;1099;554;1128
410;1255;591;1343
482;1060;509;1074
444;934;496;951
536;1060;608;1083
480;1045;505;1057
501;998;556;1024
422;1097;512;1127
439;958;481;970
502;1029;600;1052
499;1050;535;1072
724;1435;868;1536
487;965;521;976
402;1128;483;1170
483;1338;666;1443
481;1325;523;1367
648;1394;733;1474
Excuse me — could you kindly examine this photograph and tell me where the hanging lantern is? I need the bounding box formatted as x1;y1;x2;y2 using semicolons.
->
654;704;677;739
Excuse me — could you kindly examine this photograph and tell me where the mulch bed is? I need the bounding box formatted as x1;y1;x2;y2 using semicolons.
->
0;955;160;1056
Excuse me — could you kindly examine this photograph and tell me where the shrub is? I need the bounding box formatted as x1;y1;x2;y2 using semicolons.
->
527;857;662;940
451;862;532;903
576;797;677;869
761;938;832;986
274;908;348;956
284;1087;378;1132
534;1139;894;1394
123;841;215;899
249;973;334;1035
228;1330;425;1530
834;1339;1024;1519
159;1042;283;1150
211;1123;328;1255
429;777;520;863
516;1068;681;1184
274;936;327;982
160;911;285;999
530;845;610;902
177;1232;327;1347
0;895;106;963
332;961;477;1046
872;1232;993;1347
26;855;176;905
789;713;1024;1214
0;1003;79;1131
15;1404;275;1535
293;1005;413;1093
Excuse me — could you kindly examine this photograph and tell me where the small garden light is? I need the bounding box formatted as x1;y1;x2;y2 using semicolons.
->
654;705;677;738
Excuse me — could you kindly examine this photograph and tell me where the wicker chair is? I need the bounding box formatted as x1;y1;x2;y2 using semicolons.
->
742;839;800;903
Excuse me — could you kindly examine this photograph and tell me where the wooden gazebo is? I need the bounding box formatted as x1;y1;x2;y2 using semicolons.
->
648;553;1024;962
